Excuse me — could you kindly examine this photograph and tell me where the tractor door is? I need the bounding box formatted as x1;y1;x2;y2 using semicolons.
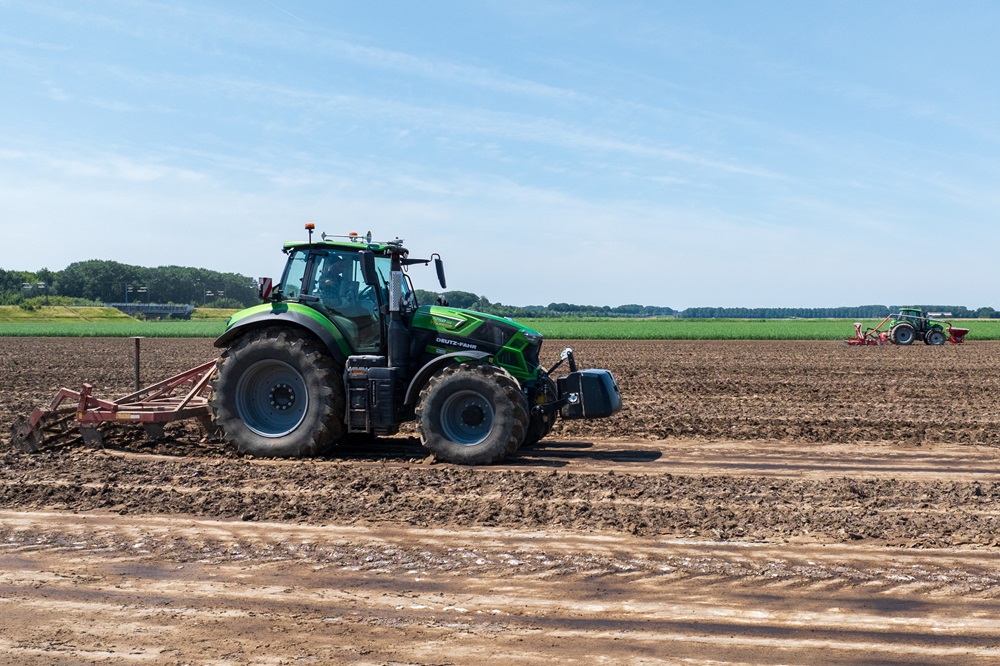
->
282;250;384;353
899;309;923;331
312;251;383;353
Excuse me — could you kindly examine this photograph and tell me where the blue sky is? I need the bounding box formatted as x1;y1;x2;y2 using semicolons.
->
2;1;998;308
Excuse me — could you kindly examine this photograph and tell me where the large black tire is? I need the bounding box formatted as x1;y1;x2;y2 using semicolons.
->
416;363;528;465
925;327;946;346
522;377;558;448
890;322;916;345
211;327;344;457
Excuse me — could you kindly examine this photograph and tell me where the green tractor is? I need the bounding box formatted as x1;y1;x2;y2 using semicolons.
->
210;228;621;465
888;307;948;346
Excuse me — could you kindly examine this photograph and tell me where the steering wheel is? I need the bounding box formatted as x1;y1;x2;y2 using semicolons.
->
357;284;378;305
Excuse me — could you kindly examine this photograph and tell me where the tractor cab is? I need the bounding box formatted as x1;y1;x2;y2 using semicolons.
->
894;308;925;331
228;230;436;360
272;235;417;354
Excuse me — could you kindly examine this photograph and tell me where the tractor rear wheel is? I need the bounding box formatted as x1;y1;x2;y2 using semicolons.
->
417;363;528;465
212;327;344;457
890;322;916;345
925;328;946;345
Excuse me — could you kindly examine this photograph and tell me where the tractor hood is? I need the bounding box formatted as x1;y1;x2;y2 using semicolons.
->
411;305;542;349
411;305;543;379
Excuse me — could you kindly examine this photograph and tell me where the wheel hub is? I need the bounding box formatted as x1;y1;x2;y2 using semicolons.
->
269;383;296;411
461;404;485;427
440;390;495;446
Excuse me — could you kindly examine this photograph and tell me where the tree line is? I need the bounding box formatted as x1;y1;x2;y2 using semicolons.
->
0;261;258;308
419;292;1000;319
3;262;997;318
414;290;678;319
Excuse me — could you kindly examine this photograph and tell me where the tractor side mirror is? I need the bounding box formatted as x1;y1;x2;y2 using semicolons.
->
359;250;378;287
433;254;447;289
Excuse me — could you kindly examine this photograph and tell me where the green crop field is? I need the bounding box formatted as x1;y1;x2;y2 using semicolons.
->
518;317;1000;340
0;320;227;338
0;306;997;340
0;306;231;337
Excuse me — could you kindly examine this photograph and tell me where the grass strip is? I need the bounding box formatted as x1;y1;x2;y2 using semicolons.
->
0;316;996;340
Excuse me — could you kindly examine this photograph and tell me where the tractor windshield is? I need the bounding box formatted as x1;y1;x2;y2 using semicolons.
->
280;250;309;300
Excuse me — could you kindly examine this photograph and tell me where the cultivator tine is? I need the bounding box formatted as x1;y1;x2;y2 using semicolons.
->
9;407;80;453
142;423;166;440
197;415;222;440
80;427;104;448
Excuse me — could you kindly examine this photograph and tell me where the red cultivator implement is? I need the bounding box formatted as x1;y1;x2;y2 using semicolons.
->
10;360;217;452
845;320;889;346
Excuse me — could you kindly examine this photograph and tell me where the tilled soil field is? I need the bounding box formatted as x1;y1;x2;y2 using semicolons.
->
2;337;1000;664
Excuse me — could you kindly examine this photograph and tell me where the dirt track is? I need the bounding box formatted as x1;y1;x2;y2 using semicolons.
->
2;338;1000;664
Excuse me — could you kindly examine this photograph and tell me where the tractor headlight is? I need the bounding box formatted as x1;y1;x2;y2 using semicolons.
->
524;332;542;343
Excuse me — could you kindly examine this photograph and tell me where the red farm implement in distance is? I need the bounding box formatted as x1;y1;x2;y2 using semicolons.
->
9;360;217;452
845;308;970;346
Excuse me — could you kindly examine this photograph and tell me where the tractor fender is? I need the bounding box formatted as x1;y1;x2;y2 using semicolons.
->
213;310;350;366
404;351;493;407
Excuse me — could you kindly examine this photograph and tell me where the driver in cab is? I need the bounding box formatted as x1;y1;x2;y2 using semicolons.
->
317;255;357;312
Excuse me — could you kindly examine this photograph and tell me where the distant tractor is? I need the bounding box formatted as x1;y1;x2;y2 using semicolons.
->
845;307;969;346
888;308;948;345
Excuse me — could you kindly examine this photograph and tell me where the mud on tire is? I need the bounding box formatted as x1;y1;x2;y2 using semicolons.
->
211;327;344;457
416;363;528;465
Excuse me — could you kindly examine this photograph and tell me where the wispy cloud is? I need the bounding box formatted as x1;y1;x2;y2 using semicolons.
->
0;32;70;51
7;0;584;102
130;70;781;181
312;36;581;101
0;147;206;183
5;1;784;184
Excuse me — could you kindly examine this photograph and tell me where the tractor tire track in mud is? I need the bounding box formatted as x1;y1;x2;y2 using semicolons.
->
4;448;1000;548
2;337;1000;664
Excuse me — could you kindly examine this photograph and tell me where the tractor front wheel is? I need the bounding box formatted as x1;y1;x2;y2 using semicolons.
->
890;322;916;345
211;327;344;457
417;363;528;465
925;328;946;345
